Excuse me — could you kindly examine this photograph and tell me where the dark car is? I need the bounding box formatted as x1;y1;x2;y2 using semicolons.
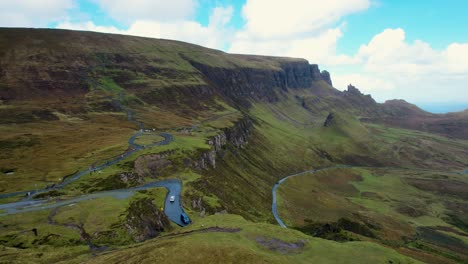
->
180;212;191;225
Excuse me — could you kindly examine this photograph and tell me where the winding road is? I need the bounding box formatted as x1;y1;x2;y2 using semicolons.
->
0;106;244;227
0;103;190;226
272;166;350;228
1;96;466;230
271;166;468;228
0;179;189;226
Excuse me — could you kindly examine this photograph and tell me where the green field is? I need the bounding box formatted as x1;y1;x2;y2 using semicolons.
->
277;167;468;263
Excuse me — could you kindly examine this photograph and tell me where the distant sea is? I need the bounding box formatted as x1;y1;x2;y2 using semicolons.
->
417;103;468;114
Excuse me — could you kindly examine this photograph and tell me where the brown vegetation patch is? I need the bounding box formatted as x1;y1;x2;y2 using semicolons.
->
396;247;459;264
162;227;241;239
416;227;468;255
396;204;425;217
134;152;174;178
361;191;384;200
314;169;362;196
296;217;376;242
442;202;468;233
432;226;468;237
404;178;468;199
255;236;306;254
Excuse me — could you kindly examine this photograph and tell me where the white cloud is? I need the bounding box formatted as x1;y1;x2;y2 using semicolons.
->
56;21;124;34
241;0;370;39
356;28;441;75
209;6;234;28
444;43;468;74
229;0;368;65
227;1;467;104
230;26;358;66
332;28;468;103
91;0;197;24
56;6;234;50
0;0;74;27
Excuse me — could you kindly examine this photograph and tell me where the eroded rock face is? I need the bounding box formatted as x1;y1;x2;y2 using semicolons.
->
320;70;332;86
189;60;332;107
224;117;252;148
344;84;362;96
210;133;227;152
194;117;253;169
134;152;173;178
323;113;335;127
119;171;144;185
194;151;217;169
125;198;171;242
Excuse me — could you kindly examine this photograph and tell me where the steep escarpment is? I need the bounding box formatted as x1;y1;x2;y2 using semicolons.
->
0;28;335;125
194;117;253;169
0;29;312;103
189;60;331;107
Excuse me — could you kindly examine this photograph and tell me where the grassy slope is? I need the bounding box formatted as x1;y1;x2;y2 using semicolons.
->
194;91;468;263
0;28;300;195
0;113;135;192
1;82;466;263
0;214;420;264
277;167;468;263
0;28;466;263
197;88;467;220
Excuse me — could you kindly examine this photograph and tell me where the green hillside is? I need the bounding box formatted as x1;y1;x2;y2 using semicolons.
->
0;28;467;264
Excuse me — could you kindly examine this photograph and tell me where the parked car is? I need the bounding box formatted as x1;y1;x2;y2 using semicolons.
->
180;213;190;224
170;195;175;202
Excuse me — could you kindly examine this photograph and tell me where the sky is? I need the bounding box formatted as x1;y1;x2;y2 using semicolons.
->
1;0;467;113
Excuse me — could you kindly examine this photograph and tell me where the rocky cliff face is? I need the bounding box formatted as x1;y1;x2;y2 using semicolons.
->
125;198;171;242
338;84;379;115
323;113;335;127
189;60;332;107
320;70;333;86
0;28;337;121
193;117;253;169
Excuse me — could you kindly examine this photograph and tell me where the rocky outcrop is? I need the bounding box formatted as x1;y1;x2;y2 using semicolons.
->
323;113;335;127
224;117;252;148
210;132;227;152
344;84;362;96
82;171;146;192
134;152;174;178
194;151;217;169
193;117;252;169
119;171;145;185
320;70;332;86
131;117;252;171
125;198;171;242
343;84;375;103
340;84;379;115
191;197;206;217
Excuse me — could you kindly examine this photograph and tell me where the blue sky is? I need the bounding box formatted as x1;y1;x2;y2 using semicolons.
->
1;0;467;113
337;0;468;52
